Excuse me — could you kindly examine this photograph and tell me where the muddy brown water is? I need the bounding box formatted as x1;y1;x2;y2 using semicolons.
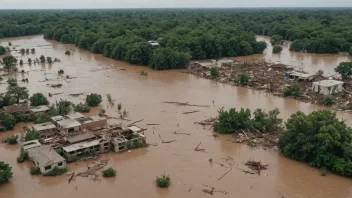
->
0;35;352;198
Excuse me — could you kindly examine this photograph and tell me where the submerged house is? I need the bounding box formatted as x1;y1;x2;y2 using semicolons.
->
78;115;107;130
3;103;30;114
21;140;42;151
30;105;50;115
32;122;57;138
27;145;66;174
111;128;146;153
286;71;315;81
62;138;110;158
312;80;344;95
51;115;81;133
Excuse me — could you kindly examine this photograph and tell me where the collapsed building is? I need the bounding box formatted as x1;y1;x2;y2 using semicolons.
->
312;80;344;95
32;122;58;138
27;145;66;174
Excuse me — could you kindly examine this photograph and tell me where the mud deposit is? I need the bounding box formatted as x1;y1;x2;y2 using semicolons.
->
0;35;352;198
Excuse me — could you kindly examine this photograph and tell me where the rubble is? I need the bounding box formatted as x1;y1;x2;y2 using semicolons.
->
188;60;352;111
245;161;268;175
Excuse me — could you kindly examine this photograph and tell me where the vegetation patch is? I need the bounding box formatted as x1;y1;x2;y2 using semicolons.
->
17;151;29;163
238;73;249;85
43;167;67;176
156;173;170;188
30;93;49;106
283;84;300;97
73;103;90;113
0;161;13;183
272;45;283;53
30;167;41;175
210;67;220;78
86;93;102;107
2;135;18;145
102;168;116;177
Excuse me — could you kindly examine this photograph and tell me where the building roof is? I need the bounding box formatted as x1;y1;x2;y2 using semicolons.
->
65;112;85;120
28;145;65;166
313;80;344;87
32;122;56;132
22;140;42;151
198;62;213;68
3;103;30;113
218;59;233;64
62;139;101;153
57;119;81;129
67;132;96;144
51;115;65;122
288;71;314;79
78;115;106;124
30;105;50;113
128;126;143;133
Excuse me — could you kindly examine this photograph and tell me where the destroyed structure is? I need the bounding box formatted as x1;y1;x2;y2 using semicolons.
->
32;122;58;138
191;59;234;69
3;103;30;114
312;80;344;95
30;105;50;115
27;145;67;174
21;140;42;151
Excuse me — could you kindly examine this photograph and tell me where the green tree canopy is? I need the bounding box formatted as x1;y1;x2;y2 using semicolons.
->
0;161;13;183
0;112;16;130
6;86;29;103
29;93;49;106
334;62;352;79
1;56;17;70
0;46;6;55
86;93;102;107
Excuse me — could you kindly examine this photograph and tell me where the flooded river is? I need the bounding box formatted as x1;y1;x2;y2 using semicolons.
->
0;35;352;198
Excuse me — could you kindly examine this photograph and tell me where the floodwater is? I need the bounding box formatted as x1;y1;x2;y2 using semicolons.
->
233;35;352;76
0;35;352;198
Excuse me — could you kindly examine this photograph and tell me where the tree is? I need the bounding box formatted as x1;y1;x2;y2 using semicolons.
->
56;100;72;115
39;55;45;63
20;48;25;54
334;62;352;79
273;46;283;53
73;103;90;113
7;78;17;86
149;47;191;70
210;67;220;78
24;128;41;141
238;73;249;85
0;93;16;108
102;168;116;177
28;58;32;64
7;86;29;103
19;60;23;65
0;161;13;183
215;108;252;134
30;93;49;106
271;35;283;45
349;47;352;56
8;42;12;46
278;110;352;177
86;93;102;107
46;57;53;63
284;84;300;97
156;173;170;188
1;56;17;71
65;51;71;55
26;49;29;53
0;46;6;55
31;48;35;53
0;112;16;130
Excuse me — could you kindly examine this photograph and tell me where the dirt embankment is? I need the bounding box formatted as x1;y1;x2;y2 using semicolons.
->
188;61;352;112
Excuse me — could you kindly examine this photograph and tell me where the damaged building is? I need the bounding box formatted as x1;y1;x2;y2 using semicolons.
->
62;138;110;158
51;115;82;133
78;115;108;130
27;145;66;174
312;80;344;95
111;126;146;153
32;122;58;138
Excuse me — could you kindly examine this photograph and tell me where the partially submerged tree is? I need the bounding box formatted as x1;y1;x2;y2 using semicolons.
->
2;135;18;144
334;62;352;80
86;93;102;107
73;103;90;113
210;67;220;78
238;73;249;85
28;58;32;64
31;48;35;53
1;56;17;71
55;100;72;115
156;173;170;188
46;56;53;63
278;110;352;177
30;93;49;106
24;128;41;141
0;112;16;130
7;78;17;86
102;168;116;177
0;161;13;183
39;55;45;63
0;46;6;55
19;60;23;65
65;50;71;55
7;86;29;103
273;45;283;53
271;35;283;45
283;84;300;97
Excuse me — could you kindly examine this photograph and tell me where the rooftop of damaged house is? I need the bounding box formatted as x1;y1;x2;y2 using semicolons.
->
188;59;350;111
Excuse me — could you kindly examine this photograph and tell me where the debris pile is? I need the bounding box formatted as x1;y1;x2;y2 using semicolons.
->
245;160;268;175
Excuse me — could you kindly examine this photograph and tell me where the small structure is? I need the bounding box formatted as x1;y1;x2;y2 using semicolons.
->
127;126;144;134
51;115;81;133
67;132;96;144
62;139;110;158
30;105;50;115
32;122;57;138
287;71;315;81
148;40;159;46
312;80;344;95
3;103;30;114
27;145;66;174
78;115;107;130
216;59;234;67
21;140;42;151
111;131;146;153
65;112;85;120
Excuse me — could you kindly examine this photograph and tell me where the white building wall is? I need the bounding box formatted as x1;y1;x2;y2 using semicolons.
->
39;160;67;174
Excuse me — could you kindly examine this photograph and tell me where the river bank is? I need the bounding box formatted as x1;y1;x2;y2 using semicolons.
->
1;35;352;198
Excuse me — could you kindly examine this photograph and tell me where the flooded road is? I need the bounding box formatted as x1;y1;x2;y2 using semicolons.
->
233;35;352;76
0;35;352;198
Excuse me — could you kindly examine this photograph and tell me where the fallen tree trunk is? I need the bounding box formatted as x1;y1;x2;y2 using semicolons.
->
158;134;176;143
182;110;200;114
128;119;144;126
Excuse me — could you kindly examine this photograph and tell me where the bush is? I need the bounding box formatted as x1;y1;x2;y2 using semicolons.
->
0;46;6;55
320;168;327;176
65;50;71;55
321;95;335;106
156;173;170;188
283;84;300;97
2;135;18;144
140;70;148;76
127;140;147;149
0;112;16;130
46;57;53;63
102;168;116;177
117;103;122;111
273;45;283;53
24;128;41;141
278;110;352;177
86;93;102;107
334;62;352;80
98;108;106;116
0;161;13;183
7;78;17;86
58;69;64;75
238;73;249;85
271;35;283;45
73;103;90;113
44;167;67;176
31;48;35;53
30;167;41;175
34;114;51;124
17;151;29;163
56;100;72;115
210;67;219;78
30;93;49;106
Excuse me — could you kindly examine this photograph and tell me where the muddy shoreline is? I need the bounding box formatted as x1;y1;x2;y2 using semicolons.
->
1;35;352;198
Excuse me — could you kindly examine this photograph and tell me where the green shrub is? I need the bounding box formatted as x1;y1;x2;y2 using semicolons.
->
34;114;51;124
86;93;102;107
156;173;170;188
283;84;300;97
320;168;327;176
30;93;49;106
0;112;16;130
334;62;352;80
30;167;41;175
73;103;90;113
140;70;148;76
238;73;249;85
127;140;147;149
0;161;13;183
58;69;64;75
39;55;45;63
2;135;18;144
17;151;29;163
24;128;41;141
278;110;352;177
56;100;72;115
102;168;116;177
271;35;283;45
321;95;335;106
46;57;53;63
98;108;106;117
210;67;219;78
273;45;283;53
117;103;122;111
65;51;71;55
44;167;67;176
7;79;17;86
